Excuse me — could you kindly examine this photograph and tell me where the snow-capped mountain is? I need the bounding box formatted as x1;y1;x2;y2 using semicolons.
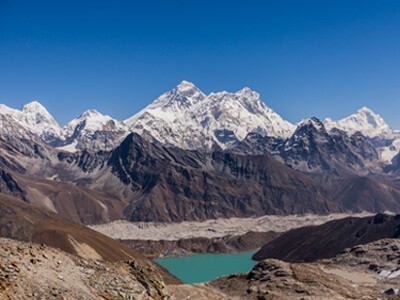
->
324;107;392;138
231;117;381;174
0;101;128;152
282;117;380;173
125;81;212;149
1;83;398;166
126;81;295;150
0;101;62;144
324;107;400;163
60;109;129;152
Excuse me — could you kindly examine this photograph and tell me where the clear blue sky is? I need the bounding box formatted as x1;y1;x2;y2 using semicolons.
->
1;0;399;127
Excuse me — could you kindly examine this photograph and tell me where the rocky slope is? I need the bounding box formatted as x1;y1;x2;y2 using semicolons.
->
231;117;382;175
210;256;387;299
2;129;341;223
323;175;400;213
253;213;400;262
0;238;167;300
0;192;180;285
229;118;400;214
328;238;400;279
106;133;339;222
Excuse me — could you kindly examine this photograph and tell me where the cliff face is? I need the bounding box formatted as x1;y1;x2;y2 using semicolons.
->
108;134;340;222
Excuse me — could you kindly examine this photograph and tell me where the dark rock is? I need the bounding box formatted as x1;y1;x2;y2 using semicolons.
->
253;214;400;262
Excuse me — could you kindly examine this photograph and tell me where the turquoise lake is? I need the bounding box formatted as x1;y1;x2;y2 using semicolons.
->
155;251;257;284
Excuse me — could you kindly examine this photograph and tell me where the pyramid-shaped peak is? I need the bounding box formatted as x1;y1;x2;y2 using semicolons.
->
237;86;256;93
176;80;198;92
22;101;48;113
298;117;324;128
324;106;391;138
357;106;377;115
80;109;103;118
235;86;261;99
352;106;386;126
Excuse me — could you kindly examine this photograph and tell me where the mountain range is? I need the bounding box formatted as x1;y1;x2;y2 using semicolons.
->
1;81;399;161
1;81;400;223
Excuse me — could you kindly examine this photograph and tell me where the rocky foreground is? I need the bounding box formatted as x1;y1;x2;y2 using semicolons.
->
210;239;400;299
0;238;166;299
2;237;400;299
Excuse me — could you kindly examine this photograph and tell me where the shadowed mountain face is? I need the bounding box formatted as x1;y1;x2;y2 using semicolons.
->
2;125;400;224
253;213;400;262
107;134;340;222
230;118;381;175
0;131;341;223
329;176;400;212
229;119;400;215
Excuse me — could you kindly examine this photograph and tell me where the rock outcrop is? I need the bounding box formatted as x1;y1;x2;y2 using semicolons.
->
0;238;167;299
212;239;400;299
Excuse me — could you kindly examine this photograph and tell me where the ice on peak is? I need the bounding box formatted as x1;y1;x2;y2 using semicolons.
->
176;80;197;92
297;117;325;131
61;109;128;152
235;87;263;105
236;86;257;96
209;87;261;102
80;109;103;118
22;101;48;113
0;101;62;143
172;81;206;100
357;106;374;114
299;117;322;125
0;103;15;114
126;82;295;148
324;106;391;138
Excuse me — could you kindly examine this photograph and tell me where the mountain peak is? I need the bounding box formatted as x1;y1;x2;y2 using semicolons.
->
176;80;197;92
140;80;206;113
80;109;102;118
22;101;48;114
297;117;325;132
357;106;374;114
236;86;260;99
126;82;295;148
61;109;128;152
324;107;391;138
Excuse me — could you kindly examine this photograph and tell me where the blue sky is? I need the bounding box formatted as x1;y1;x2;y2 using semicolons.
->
0;0;399;127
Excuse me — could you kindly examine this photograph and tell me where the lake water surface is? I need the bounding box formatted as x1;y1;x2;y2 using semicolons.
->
155;251;257;284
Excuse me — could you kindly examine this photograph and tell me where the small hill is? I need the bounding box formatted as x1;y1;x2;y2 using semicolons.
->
0;192;180;284
253;213;400;262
